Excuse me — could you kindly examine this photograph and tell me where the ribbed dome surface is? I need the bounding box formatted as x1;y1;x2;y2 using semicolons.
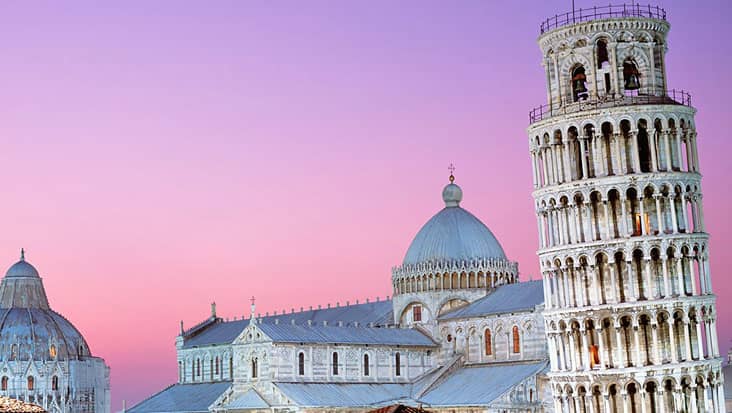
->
403;206;507;266
0;308;90;361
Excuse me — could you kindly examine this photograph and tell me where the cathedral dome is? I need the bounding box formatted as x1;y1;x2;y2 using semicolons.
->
403;180;507;266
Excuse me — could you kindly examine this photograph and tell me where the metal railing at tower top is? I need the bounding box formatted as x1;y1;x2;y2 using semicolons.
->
528;88;692;124
540;4;667;34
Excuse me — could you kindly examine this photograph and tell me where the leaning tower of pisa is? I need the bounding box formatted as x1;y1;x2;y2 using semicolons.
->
526;4;726;412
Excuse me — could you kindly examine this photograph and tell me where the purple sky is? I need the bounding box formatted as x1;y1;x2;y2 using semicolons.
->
1;1;731;409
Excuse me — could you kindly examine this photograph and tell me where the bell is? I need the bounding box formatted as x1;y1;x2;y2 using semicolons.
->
573;78;588;94
572;73;587;95
625;73;640;90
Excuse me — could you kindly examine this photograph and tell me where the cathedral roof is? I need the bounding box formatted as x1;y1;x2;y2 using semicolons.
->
418;361;547;407
438;280;544;320
276;382;413;408
224;389;269;410
182;300;393;349
256;323;436;347
127;381;232;413
128;362;548;412
402;180;507;266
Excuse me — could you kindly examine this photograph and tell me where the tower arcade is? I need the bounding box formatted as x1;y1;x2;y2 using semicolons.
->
527;5;725;412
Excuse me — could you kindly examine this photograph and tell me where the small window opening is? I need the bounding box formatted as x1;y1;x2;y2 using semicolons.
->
412;306;422;322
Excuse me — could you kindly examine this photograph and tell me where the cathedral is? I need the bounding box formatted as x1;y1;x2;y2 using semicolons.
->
129;5;727;413
0;251;111;413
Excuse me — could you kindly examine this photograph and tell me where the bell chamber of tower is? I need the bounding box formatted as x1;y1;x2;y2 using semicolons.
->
526;4;726;413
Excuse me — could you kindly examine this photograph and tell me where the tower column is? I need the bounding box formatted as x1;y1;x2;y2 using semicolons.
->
645;258;656;299
667;319;678;363
675;258;684;296
573;205;583;243
581;327;590;370
686;254;697;295
684;131;694;172
695;311;705;360
654;195;664;234
649;129;659;172
663;130;673;171
602;201;611;240
661;258;671;298
651;322;660;365
580;137;589;179
639;197;648;236
596;325;607;369
563;141;572;182
668;194;679;233
630;130;641;173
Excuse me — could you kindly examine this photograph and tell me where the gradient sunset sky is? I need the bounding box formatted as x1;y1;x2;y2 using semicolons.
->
1;0;731;409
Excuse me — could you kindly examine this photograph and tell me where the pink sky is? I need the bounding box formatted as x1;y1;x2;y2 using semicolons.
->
1;1;730;409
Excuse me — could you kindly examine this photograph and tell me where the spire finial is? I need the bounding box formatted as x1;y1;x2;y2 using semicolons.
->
250;296;256;321
448;163;456;183
20;248;25;261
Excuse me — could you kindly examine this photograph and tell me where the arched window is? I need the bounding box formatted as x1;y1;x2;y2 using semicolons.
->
332;352;339;375
215;357;219;375
178;361;183;382
210;359;213;380
51;376;58;391
395;352;401;376
49;344;57;359
196;359;201;377
363;354;370;376
596;39;609;68
27;376;34;391
251;358;258;379
512;326;521;354
484;329;493;356
1;376;7;391
298;352;305;376
191;361;195;381
229;357;233;379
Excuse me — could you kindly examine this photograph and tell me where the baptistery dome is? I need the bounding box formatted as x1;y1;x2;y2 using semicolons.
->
0;251;110;413
0;252;91;360
402;182;506;266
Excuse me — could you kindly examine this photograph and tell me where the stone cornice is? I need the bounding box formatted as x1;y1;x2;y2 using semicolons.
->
538;18;670;52
392;258;518;280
